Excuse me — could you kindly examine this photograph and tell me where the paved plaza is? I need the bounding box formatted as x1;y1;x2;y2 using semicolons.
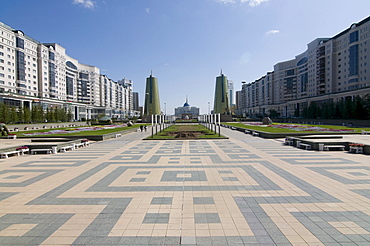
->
0;128;370;245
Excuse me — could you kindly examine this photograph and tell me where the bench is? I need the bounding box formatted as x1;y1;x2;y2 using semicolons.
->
285;138;294;146
0;150;20;159
7;135;16;139
74;143;84;148
299;143;312;150
19;149;29;155
349;146;364;154
245;130;250;134
252;132;259;137
59;146;74;153
83;141;90;147
115;133;122;138
31;149;53;155
323;145;345;151
361;130;370;135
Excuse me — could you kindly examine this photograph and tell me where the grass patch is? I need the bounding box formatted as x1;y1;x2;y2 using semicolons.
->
12;124;149;137
225;122;370;134
146;124;226;139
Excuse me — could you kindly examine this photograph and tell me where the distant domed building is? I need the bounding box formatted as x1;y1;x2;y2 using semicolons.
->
175;97;200;119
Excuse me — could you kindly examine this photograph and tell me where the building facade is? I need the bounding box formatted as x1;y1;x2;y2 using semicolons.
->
174;98;200;119
213;72;230;114
143;73;161;116
237;16;370;118
0;21;135;120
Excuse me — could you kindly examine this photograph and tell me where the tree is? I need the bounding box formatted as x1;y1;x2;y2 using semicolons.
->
18;104;24;123
307;101;319;118
353;95;366;120
0;103;10;123
10;107;17;123
24;107;31;123
268;109;279;118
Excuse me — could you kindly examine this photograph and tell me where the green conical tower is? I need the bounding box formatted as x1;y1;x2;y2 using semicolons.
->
144;73;161;115
213;71;230;114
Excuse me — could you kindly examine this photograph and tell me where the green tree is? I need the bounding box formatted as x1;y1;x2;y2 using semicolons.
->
307;101;319;118
268;109;279;118
0;103;10;123
31;105;44;123
67;109;73;122
10;107;17;123
353;95;366;120
24;107;31;123
18;104;24;123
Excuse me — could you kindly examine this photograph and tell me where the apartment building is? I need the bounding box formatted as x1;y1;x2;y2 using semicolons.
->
0;21;134;120
238;16;370;118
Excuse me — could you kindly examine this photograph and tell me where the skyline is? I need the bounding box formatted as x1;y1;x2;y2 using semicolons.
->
1;0;370;115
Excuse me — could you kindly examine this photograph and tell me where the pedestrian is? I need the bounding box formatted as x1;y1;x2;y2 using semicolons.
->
144;125;147;132
140;125;144;132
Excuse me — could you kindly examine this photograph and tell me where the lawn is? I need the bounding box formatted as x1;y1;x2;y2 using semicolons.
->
10;124;149;137
146;124;226;139
225;122;370;133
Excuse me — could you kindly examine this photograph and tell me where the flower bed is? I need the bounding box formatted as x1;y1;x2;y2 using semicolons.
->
16;146;29;151
243;123;355;133
22;124;127;136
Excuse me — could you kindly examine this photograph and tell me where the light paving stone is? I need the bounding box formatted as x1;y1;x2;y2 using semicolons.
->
0;128;369;245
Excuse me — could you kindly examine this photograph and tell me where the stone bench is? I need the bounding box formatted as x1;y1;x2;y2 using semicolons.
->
31;149;53;155
323;145;345;151
115;133;122;138
19;149;29;155
299;143;312;150
0;150;20;159
252;132;259;137
349;146;364;154
59;146;74;153
285;138;294;146
244;130;250;134
83;141;90;147
74;143;85;149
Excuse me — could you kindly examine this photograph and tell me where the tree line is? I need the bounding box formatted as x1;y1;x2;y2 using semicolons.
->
300;95;370;120
0;103;73;124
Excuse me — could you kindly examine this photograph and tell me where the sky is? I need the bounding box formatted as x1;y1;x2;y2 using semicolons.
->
1;0;370;115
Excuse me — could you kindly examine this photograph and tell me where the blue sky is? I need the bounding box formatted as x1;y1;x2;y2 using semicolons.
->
1;0;370;114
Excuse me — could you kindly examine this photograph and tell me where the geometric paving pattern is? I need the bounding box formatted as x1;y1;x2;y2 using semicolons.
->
0;129;369;245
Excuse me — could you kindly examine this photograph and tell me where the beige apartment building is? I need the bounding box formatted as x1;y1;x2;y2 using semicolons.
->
0;21;134;121
237;16;370;118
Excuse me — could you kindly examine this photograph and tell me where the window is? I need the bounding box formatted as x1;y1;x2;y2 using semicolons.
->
349;44;359;76
16;37;24;49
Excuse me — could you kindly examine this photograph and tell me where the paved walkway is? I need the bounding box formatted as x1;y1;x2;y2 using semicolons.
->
0;128;369;245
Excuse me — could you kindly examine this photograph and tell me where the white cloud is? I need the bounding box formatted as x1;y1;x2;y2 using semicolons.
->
245;0;269;7
216;0;269;7
146;8;150;14
265;30;280;35
73;0;96;9
216;0;236;3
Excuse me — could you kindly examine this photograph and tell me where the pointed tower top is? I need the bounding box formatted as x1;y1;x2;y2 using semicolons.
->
150;70;153;77
220;69;223;76
183;95;190;107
